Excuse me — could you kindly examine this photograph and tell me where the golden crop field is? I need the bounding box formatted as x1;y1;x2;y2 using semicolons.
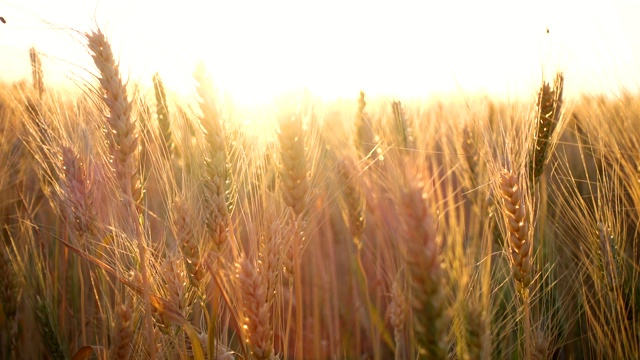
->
0;2;639;359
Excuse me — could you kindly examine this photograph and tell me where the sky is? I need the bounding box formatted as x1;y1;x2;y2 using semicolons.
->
1;0;639;106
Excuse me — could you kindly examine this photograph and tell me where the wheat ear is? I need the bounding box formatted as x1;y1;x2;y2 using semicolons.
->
392;100;413;150
531;328;549;360
193;64;229;250
161;256;185;318
34;296;66;360
60;145;96;240
0;247;18;323
154;256;188;333
389;277;407;360
29;46;44;98
260;223;283;307
278;108;307;359
337;158;366;242
278;111;308;216
87;29;141;203
238;257;274;360
355;91;376;157
461;125;479;190
463;302;488;360
529;72;563;184
87;29;154;358
152;73;173;156
110;294;133;360
401;183;448;359
172;197;205;289
498;170;532;293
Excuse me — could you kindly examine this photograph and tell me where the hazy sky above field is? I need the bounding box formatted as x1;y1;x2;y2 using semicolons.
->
1;0;639;105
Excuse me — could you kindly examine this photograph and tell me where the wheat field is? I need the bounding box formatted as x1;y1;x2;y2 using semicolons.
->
0;27;639;360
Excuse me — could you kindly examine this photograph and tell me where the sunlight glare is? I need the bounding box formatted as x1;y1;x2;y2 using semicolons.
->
1;0;639;107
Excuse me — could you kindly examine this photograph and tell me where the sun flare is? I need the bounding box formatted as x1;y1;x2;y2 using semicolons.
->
2;0;640;110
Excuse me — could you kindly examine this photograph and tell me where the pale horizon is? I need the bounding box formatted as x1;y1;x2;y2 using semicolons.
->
1;0;639;105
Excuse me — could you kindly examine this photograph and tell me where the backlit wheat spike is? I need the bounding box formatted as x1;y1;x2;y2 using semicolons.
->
172;197;205;289
392;100;413;150
278;110;308;216
389;278;407;360
597;222;620;291
529;72;564;183
282;236;295;278
461;125;479;189
110;295;133;360
499;170;532;293
0;248;17;357
337;157;366;242
87;29;141;203
355;91;376;157
60;145;96;239
193;64;229;249
238;258;274;360
463;302;488;360
277;106;308;358
29;47;44;98
260;223;283;306
0;248;17;322
155;256;187;332
34;296;66;360
153;73;173;156
161;256;185;315
531;329;549;360
401;183;448;360
87;29;153;357
268;119;306;359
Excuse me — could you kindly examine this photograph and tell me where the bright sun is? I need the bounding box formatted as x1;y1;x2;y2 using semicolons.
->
1;1;640;108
